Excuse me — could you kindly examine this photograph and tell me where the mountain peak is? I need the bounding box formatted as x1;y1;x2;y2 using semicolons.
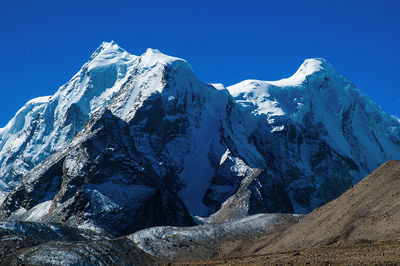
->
89;41;132;62
265;58;338;87
99;40;118;48
295;58;335;76
228;58;338;90
85;41;136;72
140;48;189;69
88;43;191;75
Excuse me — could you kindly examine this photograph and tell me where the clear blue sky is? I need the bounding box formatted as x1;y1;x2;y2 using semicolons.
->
1;0;399;127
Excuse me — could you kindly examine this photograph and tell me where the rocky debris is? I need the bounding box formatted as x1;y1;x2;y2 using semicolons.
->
129;212;302;261
0;237;162;266
179;240;400;265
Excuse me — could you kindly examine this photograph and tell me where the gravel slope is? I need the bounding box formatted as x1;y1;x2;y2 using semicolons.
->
259;160;400;254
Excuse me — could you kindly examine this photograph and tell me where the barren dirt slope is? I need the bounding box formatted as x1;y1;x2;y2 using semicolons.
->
176;240;400;265
256;160;400;254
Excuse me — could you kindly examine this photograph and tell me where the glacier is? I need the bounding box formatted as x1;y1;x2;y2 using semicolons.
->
0;41;400;236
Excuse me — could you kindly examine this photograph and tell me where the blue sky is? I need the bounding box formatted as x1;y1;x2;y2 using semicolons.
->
0;0;399;126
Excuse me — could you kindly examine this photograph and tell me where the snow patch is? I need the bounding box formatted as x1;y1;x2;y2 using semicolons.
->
24;200;52;222
219;149;231;165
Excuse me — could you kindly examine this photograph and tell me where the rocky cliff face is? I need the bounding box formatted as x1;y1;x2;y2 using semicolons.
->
0;109;195;236
1;42;399;235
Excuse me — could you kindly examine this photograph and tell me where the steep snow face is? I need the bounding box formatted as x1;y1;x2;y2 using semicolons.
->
227;58;400;166
0;41;232;221
0;41;136;193
225;58;400;212
226;59;337;121
0;42;192;195
0;96;50;191
108;47;193;121
120;59;230;217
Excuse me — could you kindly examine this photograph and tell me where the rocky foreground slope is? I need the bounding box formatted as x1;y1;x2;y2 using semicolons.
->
257;160;400;254
1;42;400;238
0;212;300;265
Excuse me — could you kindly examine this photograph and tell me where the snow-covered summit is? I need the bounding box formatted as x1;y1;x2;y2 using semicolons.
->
88;42;190;73
226;58;349;120
229;58;337;91
90;41;130;59
295;58;334;76
276;58;336;86
0;41;200;197
141;48;191;69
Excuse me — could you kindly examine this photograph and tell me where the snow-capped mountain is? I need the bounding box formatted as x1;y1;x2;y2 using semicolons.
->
219;58;400;213
1;42;399;235
0;42;134;195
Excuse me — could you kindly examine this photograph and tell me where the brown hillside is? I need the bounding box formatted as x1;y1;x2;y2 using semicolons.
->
256;160;400;254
